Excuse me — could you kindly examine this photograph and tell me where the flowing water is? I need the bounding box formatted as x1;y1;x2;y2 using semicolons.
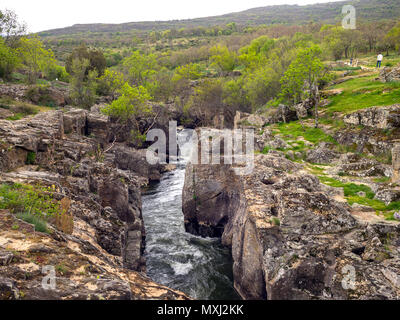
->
142;130;240;300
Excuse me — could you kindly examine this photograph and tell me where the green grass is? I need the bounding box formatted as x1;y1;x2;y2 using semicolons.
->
318;176;375;198
332;66;362;71
270;217;281;226
0;97;41;121
373;177;391;183
6;113;24;121
272;121;337;145
324;75;400;115
16;212;50;234
0;183;60;226
318;176;400;220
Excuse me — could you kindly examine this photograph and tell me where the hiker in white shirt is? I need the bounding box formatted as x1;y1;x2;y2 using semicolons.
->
377;54;383;68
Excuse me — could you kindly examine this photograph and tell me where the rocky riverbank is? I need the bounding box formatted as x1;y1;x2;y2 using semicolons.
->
0;107;187;300
182;129;400;300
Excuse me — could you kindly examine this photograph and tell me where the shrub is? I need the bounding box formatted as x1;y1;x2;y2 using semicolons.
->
0;39;20;81
16;212;49;234
26;152;36;165
25;85;56;107
0;183;60;219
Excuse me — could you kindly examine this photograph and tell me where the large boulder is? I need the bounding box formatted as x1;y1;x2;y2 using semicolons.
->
63;109;88;135
306;143;339;164
380;66;400;83
182;163;243;238
267;104;298;124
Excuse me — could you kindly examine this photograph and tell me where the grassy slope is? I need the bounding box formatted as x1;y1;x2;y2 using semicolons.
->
325;74;400;115
264;56;400;220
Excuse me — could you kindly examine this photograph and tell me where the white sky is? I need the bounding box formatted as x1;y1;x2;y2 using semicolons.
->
1;0;344;33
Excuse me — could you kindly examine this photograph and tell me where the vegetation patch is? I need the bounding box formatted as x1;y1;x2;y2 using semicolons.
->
272;121;337;145
0;183;61;233
324;76;400;115
317;176;400;220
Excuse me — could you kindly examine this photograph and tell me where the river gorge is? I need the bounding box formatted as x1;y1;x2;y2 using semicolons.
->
142;130;240;300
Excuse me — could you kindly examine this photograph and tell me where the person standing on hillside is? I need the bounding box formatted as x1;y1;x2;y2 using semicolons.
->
377;53;383;68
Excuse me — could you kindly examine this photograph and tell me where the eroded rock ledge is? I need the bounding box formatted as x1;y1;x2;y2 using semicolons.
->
0;109;187;300
183;152;400;300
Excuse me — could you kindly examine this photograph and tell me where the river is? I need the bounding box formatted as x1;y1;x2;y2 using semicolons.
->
142;130;240;300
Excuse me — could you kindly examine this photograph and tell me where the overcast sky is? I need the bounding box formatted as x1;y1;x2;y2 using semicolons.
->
2;0;344;33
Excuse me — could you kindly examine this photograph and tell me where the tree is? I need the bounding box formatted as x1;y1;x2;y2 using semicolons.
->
0;38;20;80
122;50;159;86
101;83;152;145
69;58;97;108
18;36;56;84
66;45;106;77
209;45;238;75
244;65;281;111
385;23;400;54
223;78;251;113
173;63;202;80
146;67;174;103
0;9;26;47
281;45;325;128
97;69;125;99
185;79;224;126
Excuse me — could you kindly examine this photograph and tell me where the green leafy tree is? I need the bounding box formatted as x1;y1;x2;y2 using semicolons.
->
223;78;251;113
122;50;159;86
97;69;125;99
210;45;238;74
281;45;325;128
146;67;174;103
0;38;20;80
185;79;224;126
18;36;56;84
174;63;202;80
0;9;26;47
69;58;97;108
385;23;400;53
102;83;152;145
66;44;106;77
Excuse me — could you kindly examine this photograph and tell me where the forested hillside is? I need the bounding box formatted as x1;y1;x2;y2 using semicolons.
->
39;0;400;37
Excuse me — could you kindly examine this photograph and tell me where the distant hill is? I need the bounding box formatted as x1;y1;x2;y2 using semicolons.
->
38;0;400;37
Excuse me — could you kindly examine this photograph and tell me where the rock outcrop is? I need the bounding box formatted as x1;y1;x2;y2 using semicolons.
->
183;138;400;300
0;210;187;300
343;105;400;130
0;108;187;300
0;83;68;107
380;66;400;83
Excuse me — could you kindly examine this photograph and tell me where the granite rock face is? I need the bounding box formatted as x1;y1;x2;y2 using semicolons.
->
0;211;187;300
343;105;400;130
380;66;400;83
183;142;400;300
0;109;187;300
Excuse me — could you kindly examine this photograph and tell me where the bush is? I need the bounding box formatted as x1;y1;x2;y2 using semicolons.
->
0;39;20;81
0;183;60;219
26;152;36;165
47;64;70;82
16;212;49;233
25;85;57;107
